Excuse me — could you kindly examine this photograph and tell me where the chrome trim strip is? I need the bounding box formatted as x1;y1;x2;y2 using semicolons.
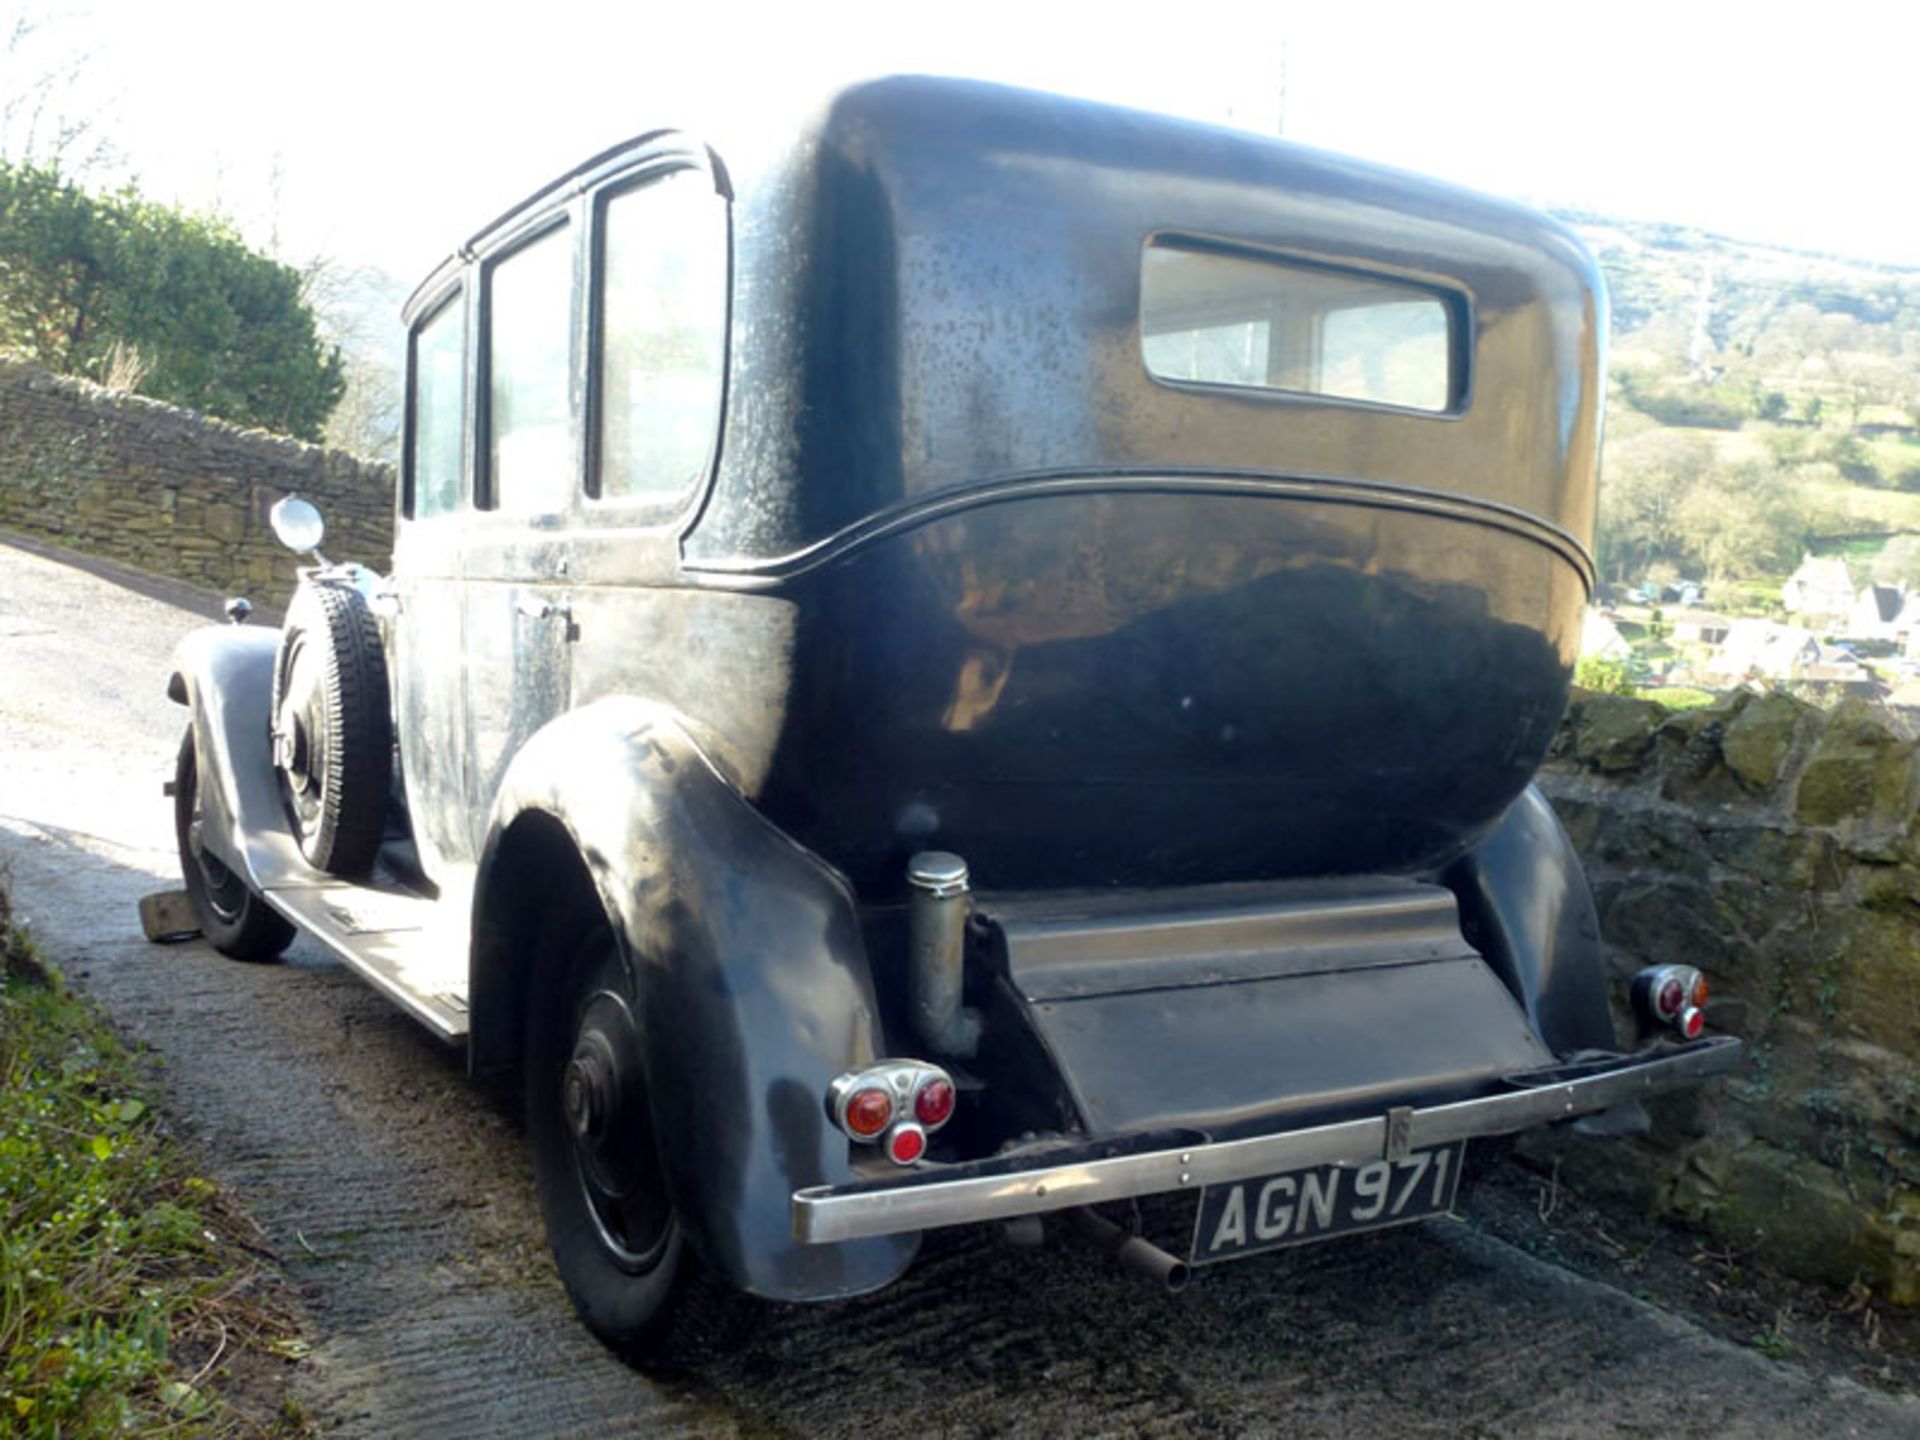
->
792;1037;1740;1244
687;468;1597;592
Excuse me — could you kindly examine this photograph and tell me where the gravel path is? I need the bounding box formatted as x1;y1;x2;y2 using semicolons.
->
4;531;1916;1439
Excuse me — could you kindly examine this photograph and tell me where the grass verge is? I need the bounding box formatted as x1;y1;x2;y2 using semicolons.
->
1636;686;1718;710
0;884;311;1437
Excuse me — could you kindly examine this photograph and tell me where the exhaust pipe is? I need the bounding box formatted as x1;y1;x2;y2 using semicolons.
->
908;851;981;1058
1071;1207;1192;1293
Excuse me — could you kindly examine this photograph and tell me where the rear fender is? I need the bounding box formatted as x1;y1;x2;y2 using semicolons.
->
473;697;916;1301
1443;784;1617;1056
167;626;299;887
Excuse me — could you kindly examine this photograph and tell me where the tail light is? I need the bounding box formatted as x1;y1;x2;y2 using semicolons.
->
828;1060;955;1165
886;1123;927;1164
914;1076;955;1128
1633;964;1711;1038
843;1086;894;1139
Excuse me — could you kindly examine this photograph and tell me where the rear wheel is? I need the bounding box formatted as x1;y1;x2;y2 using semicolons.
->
526;897;688;1356
174;728;294;961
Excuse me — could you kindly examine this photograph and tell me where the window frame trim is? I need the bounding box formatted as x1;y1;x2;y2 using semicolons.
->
583;160;733;519
1139;233;1475;419
401;283;469;523
475;211;579;515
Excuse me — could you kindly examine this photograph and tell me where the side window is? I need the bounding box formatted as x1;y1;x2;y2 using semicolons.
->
595;169;727;502
487;223;575;513
1141;240;1460;413
407;294;465;519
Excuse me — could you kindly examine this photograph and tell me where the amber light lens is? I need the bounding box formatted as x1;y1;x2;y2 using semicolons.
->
914;1078;955;1128
845;1087;894;1139
1690;974;1710;1008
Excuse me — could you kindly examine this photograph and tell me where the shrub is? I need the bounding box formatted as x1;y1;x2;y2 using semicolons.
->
1576;655;1636;695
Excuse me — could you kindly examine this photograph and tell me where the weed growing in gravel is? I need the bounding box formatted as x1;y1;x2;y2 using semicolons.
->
0;886;308;1437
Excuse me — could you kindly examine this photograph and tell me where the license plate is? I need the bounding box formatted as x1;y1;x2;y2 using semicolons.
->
1190;1141;1465;1264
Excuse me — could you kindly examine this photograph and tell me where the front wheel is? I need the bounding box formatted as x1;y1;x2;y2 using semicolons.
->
526;900;688;1356
173;727;294;961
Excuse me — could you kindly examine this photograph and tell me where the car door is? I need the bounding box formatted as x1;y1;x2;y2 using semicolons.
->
462;212;580;845
390;283;474;879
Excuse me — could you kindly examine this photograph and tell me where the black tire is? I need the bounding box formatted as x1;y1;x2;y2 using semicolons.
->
174;728;295;962
526;897;689;1357
271;582;391;877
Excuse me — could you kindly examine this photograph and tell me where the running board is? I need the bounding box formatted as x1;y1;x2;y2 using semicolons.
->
263;879;471;1040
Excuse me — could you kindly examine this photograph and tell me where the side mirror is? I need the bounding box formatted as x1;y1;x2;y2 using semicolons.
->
269;496;326;556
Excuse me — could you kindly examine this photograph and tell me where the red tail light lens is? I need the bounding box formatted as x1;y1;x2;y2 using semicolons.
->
1679;1006;1705;1040
914;1077;955;1128
844;1087;894;1139
1657;977;1685;1018
887;1123;927;1164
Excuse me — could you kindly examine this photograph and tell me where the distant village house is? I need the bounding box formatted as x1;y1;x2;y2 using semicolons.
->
1781;554;1855;631
1580;609;1632;663
1844;583;1913;648
1670;611;1732;646
1704;618;1819;685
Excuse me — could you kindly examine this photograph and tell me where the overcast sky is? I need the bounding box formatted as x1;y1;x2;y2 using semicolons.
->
14;0;1919;288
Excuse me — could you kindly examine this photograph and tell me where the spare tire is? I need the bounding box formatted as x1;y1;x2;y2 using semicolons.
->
271;581;392;877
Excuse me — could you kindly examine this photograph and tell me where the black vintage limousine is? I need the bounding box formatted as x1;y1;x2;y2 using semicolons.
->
165;75;1738;1353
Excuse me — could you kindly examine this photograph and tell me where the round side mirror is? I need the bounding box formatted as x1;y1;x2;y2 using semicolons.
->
269;496;325;555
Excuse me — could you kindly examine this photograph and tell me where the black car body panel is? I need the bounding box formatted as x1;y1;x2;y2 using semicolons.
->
474;699;919;1299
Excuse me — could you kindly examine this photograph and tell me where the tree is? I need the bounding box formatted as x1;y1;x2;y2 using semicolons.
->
1597;429;1715;580
1598;428;1820;585
299;254;404;461
1671;460;1810;581
1873;534;1920;588
0;5;116;175
0;160;344;439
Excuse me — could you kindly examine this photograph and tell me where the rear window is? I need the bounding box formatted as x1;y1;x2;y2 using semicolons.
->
1141;241;1457;412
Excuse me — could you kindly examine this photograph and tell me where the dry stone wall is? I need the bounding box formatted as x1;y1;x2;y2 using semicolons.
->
0;359;393;609
1540;688;1920;1303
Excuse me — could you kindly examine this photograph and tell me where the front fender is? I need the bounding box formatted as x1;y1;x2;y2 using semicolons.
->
167;626;301;888
475;697;916;1302
1443;784;1617;1056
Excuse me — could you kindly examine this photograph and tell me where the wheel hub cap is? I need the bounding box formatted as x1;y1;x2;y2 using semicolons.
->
557;975;672;1272
563;1043;615;1140
567;996;642;1199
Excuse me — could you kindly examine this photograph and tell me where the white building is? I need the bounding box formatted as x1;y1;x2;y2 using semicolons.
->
1781;555;1855;631
1581;608;1633;663
1844;583;1912;646
1706;618;1820;685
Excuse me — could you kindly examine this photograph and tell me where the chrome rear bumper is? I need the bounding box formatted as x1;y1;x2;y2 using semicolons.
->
793;1036;1740;1244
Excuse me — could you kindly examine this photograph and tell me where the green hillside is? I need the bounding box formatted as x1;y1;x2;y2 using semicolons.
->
1558;210;1920;589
